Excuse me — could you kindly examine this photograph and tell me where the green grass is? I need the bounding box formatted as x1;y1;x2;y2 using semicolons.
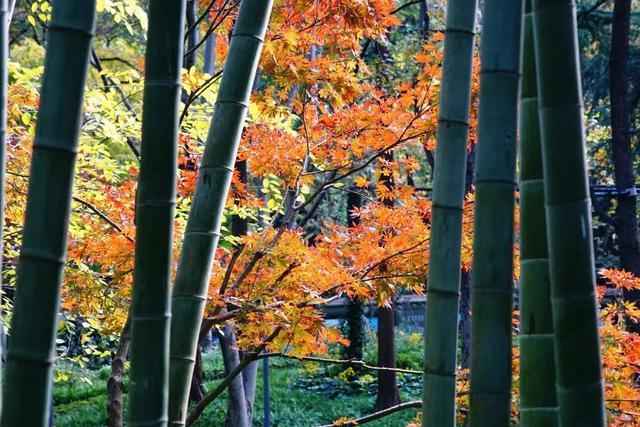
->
54;331;424;426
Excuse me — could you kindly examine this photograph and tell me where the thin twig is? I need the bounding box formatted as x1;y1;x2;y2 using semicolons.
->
260;352;421;375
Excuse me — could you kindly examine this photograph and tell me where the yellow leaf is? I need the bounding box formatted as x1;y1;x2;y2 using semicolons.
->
354;176;369;188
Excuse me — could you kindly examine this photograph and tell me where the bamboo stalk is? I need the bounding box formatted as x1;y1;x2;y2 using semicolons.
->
421;1;478;425
531;0;605;425
167;1;274;425
518;1;558;425
127;0;185;425
0;1;96;425
469;0;523;425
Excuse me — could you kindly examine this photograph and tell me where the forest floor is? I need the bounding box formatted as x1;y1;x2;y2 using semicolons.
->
53;330;423;426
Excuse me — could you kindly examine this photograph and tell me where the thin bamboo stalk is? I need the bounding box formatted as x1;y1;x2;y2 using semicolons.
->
421;1;478;426
469;0;523;425
531;0;605;425
127;0;185;425
518;1;558;425
0;1;96;425
167;1;274;425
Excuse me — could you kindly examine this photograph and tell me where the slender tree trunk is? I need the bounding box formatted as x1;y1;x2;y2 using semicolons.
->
107;320;131;427
241;356;259;421
458;144;476;371
419;0;429;40
374;303;401;411
518;2;558;424
469;1;523;425
345;299;365;362
189;349;206;403
458;270;472;369
374;152;401;411
185;0;199;69
532;0;606;425
204;32;216;75
221;161;255;426
0;2;96;425
609;0;640;329
168;2;274;424
345;189;365;362
220;325;249;427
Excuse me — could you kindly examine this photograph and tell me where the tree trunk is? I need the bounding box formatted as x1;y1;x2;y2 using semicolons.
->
345;299;365;362
204;31;216;75
419;0;429;40
374;149;400;411
609;0;640;329
345;188;365;362
189;348;206;403
107;320;131;427
374;303;401;411
184;0;199;69
241;357;259;421
220;325;249;427
458;270;472;369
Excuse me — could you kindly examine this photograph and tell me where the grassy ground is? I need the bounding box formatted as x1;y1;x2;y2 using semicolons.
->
54;331;423;426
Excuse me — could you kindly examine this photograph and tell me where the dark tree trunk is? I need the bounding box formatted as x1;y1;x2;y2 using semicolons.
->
345;299;365;361
458;144;475;368
458;270;472;369
374;304;401;410
221;325;250;427
184;0;199;69
419;0;429;41
220;161;256;426
189;348;206;403
345;188;365;361
232;160;248;236
374;152;401;410
106;319;131;427
610;0;640;331
203;31;216;75
241;356;259;421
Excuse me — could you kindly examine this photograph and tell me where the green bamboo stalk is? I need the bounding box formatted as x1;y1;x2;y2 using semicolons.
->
518;1;558;425
127;0;185;425
531;1;605;425
168;1;274;425
468;0;523;425
421;1;478;426
0;1;96;426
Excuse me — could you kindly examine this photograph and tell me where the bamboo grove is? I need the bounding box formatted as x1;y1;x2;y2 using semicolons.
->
1;0;634;426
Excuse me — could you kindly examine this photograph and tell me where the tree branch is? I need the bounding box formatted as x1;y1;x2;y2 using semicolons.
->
260;352;421;375
317;400;422;427
186;327;282;426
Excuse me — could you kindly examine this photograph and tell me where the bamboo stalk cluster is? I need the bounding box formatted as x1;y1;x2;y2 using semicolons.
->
422;0;606;426
0;0;608;426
